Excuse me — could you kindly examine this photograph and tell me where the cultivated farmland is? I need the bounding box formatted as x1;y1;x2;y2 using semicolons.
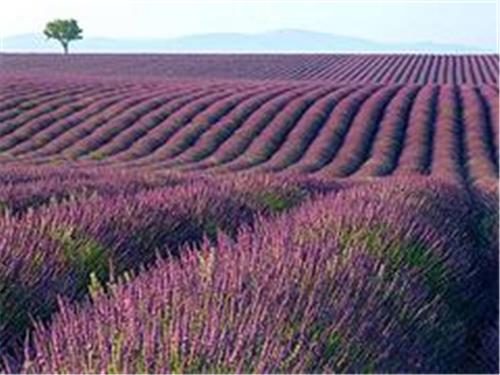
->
0;54;498;373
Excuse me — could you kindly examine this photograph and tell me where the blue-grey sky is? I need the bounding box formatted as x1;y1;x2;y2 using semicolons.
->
0;0;498;49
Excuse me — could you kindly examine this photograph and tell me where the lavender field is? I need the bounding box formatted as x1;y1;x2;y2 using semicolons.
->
0;54;498;373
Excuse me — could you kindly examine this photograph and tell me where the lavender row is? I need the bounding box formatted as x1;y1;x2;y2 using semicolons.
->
177;86;314;171
0;168;337;365
1;78;498;182
217;85;336;172
1;54;498;84
15;176;497;373
315;85;401;177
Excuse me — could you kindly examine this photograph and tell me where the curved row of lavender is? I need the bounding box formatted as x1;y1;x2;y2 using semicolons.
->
0;167;497;373
0;166;342;370
1;54;498;84
7;173;498;373
0;77;498;185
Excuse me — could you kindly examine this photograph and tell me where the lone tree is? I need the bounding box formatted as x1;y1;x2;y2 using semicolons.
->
44;19;83;54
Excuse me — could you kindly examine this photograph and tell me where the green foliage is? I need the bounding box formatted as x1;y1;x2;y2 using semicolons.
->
108;331;124;374
133;351;147;374
252;187;306;214
297;222;448;295
389;241;446;292
0;201;7;215
89;151;106;161
323;331;342;360
338;226;447;294
0;278;30;335
260;191;289;212
43;18;83;54
169;346;183;374
88;272;105;300
50;227;109;295
203;219;218;238
281;340;302;371
18;102;37;111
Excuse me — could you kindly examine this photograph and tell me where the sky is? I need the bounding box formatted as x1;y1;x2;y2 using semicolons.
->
0;0;498;50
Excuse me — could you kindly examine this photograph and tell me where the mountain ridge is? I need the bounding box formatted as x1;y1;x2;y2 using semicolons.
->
1;29;493;53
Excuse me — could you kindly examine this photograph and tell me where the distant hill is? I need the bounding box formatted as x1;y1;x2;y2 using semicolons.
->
1;29;493;54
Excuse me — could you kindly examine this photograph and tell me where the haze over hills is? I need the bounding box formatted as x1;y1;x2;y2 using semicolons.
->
1;29;494;54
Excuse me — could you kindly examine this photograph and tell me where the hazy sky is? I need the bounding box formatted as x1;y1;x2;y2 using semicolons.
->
0;0;498;49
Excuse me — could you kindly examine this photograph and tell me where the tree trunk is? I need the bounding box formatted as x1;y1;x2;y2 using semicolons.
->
62;42;68;54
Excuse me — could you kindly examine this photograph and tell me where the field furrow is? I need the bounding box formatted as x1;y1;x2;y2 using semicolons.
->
353;85;421;177
393;85;438;175
219;86;337;172
285;85;382;173
315;85;401;177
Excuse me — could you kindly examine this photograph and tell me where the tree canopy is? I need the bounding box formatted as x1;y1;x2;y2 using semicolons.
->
44;19;83;54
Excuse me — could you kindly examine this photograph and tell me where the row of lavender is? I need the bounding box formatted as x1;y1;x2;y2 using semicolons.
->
1;77;498;184
1;54;498;84
0;165;497;373
0;165;339;370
